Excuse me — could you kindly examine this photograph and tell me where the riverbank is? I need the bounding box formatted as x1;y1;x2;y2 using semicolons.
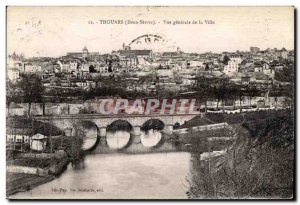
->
6;120;85;198
6;152;69;197
7;173;55;197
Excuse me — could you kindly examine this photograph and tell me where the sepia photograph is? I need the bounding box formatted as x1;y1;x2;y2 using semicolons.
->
5;6;295;200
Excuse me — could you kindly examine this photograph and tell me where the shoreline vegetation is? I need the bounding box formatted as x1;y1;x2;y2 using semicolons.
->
6;134;84;197
187;109;294;199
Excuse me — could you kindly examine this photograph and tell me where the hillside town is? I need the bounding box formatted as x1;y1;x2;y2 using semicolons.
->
7;41;294;113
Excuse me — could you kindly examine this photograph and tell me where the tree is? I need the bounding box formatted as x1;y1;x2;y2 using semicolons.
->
226;85;242;110
89;65;97;73
238;86;246;112
187;114;294;199
17;74;44;115
245;86;259;107
213;86;222;110
195;75;214;113
6;80;20;116
213;78;231;112
204;64;210;71
222;55;230;65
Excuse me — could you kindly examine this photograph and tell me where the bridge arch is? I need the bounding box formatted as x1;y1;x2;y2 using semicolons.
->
140;119;165;147
106;120;133;149
141;118;165;132
74;120;99;151
63;127;74;137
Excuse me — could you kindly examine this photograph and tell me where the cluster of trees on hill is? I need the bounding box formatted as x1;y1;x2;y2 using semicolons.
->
194;76;260;112
7;73;293;116
187;111;294;199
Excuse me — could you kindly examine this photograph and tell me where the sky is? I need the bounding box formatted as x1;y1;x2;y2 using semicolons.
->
7;6;294;57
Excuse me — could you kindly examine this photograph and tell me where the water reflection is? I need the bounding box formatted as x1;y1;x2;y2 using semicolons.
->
12;153;191;199
106;131;131;149
82;127;98;151
141;129;162;147
71;156;85;170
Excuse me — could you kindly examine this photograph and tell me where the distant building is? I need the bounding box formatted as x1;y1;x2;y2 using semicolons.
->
162;51;181;58
7;52;24;70
31;133;47;151
7;68;20;82
24;63;42;73
70;61;79;71
189;60;204;68
82;46;89;58
228;56;242;64
119;53;138;69
66;46;99;58
280;48;288;59
119;43;153;58
6;127;31;151
57;60;71;72
182;75;196;85
250;47;260;54
224;60;239;75
254;64;263;72
119;49;152;58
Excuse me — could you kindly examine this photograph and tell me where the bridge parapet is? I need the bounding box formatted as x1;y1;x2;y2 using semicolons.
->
34;113;199;129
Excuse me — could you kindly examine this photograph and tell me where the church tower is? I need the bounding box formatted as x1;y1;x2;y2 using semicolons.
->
82;46;89;57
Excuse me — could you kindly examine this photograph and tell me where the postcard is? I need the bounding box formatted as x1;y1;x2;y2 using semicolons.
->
6;6;295;199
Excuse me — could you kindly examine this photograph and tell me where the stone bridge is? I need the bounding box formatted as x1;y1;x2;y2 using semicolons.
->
34;113;201;153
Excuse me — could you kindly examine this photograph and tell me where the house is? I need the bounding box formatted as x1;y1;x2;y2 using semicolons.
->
254;64;263;72
7;52;24;69
7;68;20;82
57;60;71;72
119;53;138;68
262;62;270;70
224;60;239;75
189;60;204;69
70;61;79;71
157;68;174;77
182;75;196;86
80;64;90;73
6;127;32;151
6;128;31;144
156;58;170;67
262;62;275;77
30;133;47;151
228;56;242;64
24;63;42;73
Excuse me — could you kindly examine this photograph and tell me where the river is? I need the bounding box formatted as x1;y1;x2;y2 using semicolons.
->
12;152;191;199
